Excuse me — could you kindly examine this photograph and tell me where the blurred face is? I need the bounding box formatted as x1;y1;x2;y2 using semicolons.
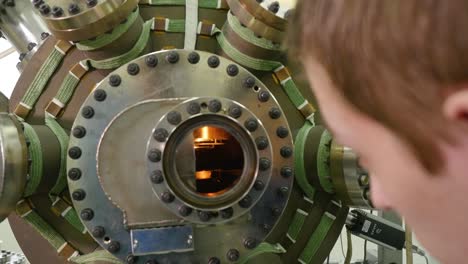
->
305;59;468;264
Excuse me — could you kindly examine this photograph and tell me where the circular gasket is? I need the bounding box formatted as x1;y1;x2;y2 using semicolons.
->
67;50;294;263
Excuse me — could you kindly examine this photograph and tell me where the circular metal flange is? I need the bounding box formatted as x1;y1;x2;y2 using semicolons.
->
68;49;294;262
38;0;138;41
0;113;28;222
147;98;273;224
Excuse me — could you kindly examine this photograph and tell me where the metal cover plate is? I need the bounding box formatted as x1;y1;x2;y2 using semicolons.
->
131;226;194;255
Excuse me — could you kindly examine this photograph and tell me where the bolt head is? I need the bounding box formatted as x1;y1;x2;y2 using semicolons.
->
188;52;200;64
208;257;220;264
243;77;255;88
86;0;97;7
208;100;222;113
198;211;211;222
161;191;175;203
259;158;271;171
278;187;289;198
32;0;43;8
80;208;94;221
228;105;242;118
92;226;105;238
127;63;140;75
280;146;293;158
268;1;280;13
72;189;86;201
72;126;86;138
68;168;82;181
187;102;201;115
109;75;121;87
244;118;258;132
94;89;107;102
51;6;63;17
280;167;293;178
269;107;282;119
238;195;252;208
153;128;169;142
179;205;193;217
41;32;49;40
150;170;164;184
108;241;120;253
68;147;82;159
254;180;264;191
220;207;233;219
258;91;270;102
208;56;220;68
126;255;138;264
81;106;95;119
167;111;182;125
227;249;240;262
243;237;257;249
148;149;162;162
276;126;289;138
226;64;239;76
145;55;158;67
39;4;50;15
271;207;281;217
68;3;80;15
255;137;269;150
166;51;179;63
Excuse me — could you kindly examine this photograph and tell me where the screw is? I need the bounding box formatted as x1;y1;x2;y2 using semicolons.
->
268;1;280;13
68;3;80;15
226;64;239;76
198;211;211;222
243;237;257;249
227;249;240;262
150;170;164;184
228;105;242;118
72;126;86;138
258;91;270;102
280;146;293;158
41;32;49;40
127;63;140;75
359;174;369;187
72;189;86;201
109;75;121;87
244;118;258;132
92;226;105;238
188;52;200;64
281;167;293;178
278;187;289;198
153;128;169;142
68;147;82;159
166;51;179;63
208;257;220;264
239;195;252;208
255;137;269;150
146;55;158;67
126;255;138;264
51;6;63;17
208;100;222;113
187;102;201;115
261;223;271;233
259;158;271;171
167;111;182;125
161;191;175;203
86;0;97;7
94;89;107;102
27;43;37;51
277;126;289;138
108;241;120;253
243;77;255;88
68;168;82;181
254;180;264;191
271;207;281;217
208;56;220;68
81;106;95;119
220;207;233;219
269;107;282;119
39;4;50;15
148;149;162;162
19;53;26;61
179;205;193;217
32;0;43;8
80;208;94;221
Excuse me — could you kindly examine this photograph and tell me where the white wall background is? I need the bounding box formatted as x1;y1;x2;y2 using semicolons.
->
0;38;440;264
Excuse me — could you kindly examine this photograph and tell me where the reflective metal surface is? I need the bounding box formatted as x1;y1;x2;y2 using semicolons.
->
0;113;28;222
0;0;48;54
130;226;194;255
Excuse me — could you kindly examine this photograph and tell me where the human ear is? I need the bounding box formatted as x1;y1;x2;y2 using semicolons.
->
443;88;468;122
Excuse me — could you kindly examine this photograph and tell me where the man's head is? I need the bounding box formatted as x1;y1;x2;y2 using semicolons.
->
292;1;468;263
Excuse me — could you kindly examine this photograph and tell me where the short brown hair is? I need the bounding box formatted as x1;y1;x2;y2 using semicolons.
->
291;1;468;172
